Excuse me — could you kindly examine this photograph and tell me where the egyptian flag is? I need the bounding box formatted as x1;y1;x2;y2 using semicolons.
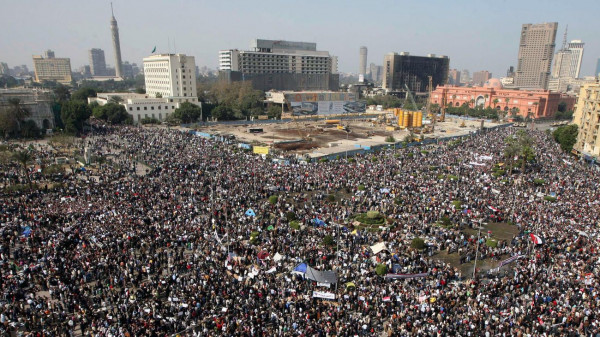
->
529;233;544;245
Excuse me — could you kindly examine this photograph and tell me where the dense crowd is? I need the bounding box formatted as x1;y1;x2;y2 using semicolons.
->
1;124;599;337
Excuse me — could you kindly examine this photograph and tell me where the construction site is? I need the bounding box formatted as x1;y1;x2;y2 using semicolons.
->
193;78;504;158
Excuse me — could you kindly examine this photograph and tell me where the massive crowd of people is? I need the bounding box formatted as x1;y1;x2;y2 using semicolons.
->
0;123;599;336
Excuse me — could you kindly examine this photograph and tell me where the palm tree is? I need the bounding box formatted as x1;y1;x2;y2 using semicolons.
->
484;94;489;108
504;136;520;175
12;150;33;189
492;98;500;109
108;95;124;104
469;99;475;109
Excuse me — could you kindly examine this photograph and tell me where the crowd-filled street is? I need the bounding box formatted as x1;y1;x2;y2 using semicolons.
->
1;125;599;337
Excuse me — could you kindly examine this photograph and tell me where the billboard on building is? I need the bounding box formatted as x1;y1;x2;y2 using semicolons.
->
285;92;366;116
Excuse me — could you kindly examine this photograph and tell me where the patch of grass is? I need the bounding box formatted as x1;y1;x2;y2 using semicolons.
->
485;239;498;248
534;178;545;185
348;157;356;163
375;264;388;276
544;196;557;202
421;150;429;155
357;184;365;191
354;212;385;225
411;237;425;250
319;158;329;163
437;174;445;180
268;195;278;205
322;234;335;246
451;200;462;208
501;179;509;184
286;211;297;221
394;197;403;205
447;174;458;181
385;136;396;143
407;153;414;158
289;220;300;230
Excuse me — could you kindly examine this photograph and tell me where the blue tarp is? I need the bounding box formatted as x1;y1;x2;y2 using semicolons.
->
312;218;326;227
245;209;256;217
22;226;32;237
294;263;308;273
292;262;338;283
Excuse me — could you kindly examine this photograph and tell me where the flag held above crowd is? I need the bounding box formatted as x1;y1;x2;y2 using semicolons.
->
529;233;544;245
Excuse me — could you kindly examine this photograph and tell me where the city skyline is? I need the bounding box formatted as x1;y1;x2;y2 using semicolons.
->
2;0;600;78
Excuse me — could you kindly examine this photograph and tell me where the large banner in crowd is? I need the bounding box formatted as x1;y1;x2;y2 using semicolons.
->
286;92;366;116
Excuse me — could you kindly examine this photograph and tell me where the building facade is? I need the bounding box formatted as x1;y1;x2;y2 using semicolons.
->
32;52;72;84
143;54;197;98
572;82;600;158
596;58;600;78
472;71;492;86
448;69;461;85
89;93;198;124
218;39;339;91
0;88;55;130
89;48;107;76
359;46;367;79
514;22;558;89
430;78;575;119
382;52;449;93
552;40;585;80
368;63;383;84
0;62;9;75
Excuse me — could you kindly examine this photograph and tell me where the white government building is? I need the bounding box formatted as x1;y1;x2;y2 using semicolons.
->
89;54;199;124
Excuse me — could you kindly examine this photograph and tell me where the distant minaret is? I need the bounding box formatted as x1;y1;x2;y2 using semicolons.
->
110;3;123;78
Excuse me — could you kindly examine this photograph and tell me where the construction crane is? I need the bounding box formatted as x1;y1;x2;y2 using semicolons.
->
404;83;418;112
427;76;436;132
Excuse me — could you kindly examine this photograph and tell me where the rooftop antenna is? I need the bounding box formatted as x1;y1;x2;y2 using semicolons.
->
561;24;568;50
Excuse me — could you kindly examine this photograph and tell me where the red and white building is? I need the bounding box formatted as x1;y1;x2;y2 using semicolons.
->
430;78;576;119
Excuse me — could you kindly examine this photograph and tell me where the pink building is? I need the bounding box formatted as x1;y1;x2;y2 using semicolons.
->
430;78;575;119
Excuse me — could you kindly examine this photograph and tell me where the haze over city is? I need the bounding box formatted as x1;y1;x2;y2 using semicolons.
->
2;0;600;76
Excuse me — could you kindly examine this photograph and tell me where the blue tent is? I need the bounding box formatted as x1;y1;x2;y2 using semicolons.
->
312;218;326;227
293;263;308;274
245;209;256;217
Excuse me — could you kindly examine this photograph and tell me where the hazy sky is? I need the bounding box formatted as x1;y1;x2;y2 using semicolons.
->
2;0;600;78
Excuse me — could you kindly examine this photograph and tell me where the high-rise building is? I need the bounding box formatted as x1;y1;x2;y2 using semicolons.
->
0;62;9;75
368;63;383;83
472;71;492;86
110;4;123;78
448;69;461;85
219;39;339;91
143;54;197;98
44;50;55;59
596;58;600;78
382;52;449;93
567;40;584;78
573;82;600;158
514;22;558;89
461;69;471;84
89;48;107;76
32;52;72;84
359;46;367;79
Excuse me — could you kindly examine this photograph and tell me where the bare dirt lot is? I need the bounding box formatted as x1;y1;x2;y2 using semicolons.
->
191;116;503;158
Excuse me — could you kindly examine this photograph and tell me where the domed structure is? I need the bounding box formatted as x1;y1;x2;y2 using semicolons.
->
483;78;503;89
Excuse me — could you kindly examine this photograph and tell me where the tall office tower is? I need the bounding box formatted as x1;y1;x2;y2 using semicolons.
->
0;62;9;75
359;46;367;79
461;69;471;84
514;22;558;89
110;3;123;78
143;54;197;99
44;50;55;59
448;69;461;85
382;52;449;93
472;71;492;86
89;48;107;76
567;40;584;78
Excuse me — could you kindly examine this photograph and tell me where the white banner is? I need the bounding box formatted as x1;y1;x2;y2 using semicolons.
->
312;291;336;300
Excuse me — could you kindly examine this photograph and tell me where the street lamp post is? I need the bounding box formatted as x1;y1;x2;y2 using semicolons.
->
472;220;483;279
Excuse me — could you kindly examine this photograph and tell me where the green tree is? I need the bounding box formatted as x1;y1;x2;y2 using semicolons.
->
211;105;235;121
552;124;578;152
60;100;91;134
411;237;425;250
93;103;132;125
155;92;162;98
12;150;33;189
108;95;124;104
504;135;521;174
135;88;146;94
53;84;70;102
266;105;281;119
71;87;97;101
172;102;202;123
